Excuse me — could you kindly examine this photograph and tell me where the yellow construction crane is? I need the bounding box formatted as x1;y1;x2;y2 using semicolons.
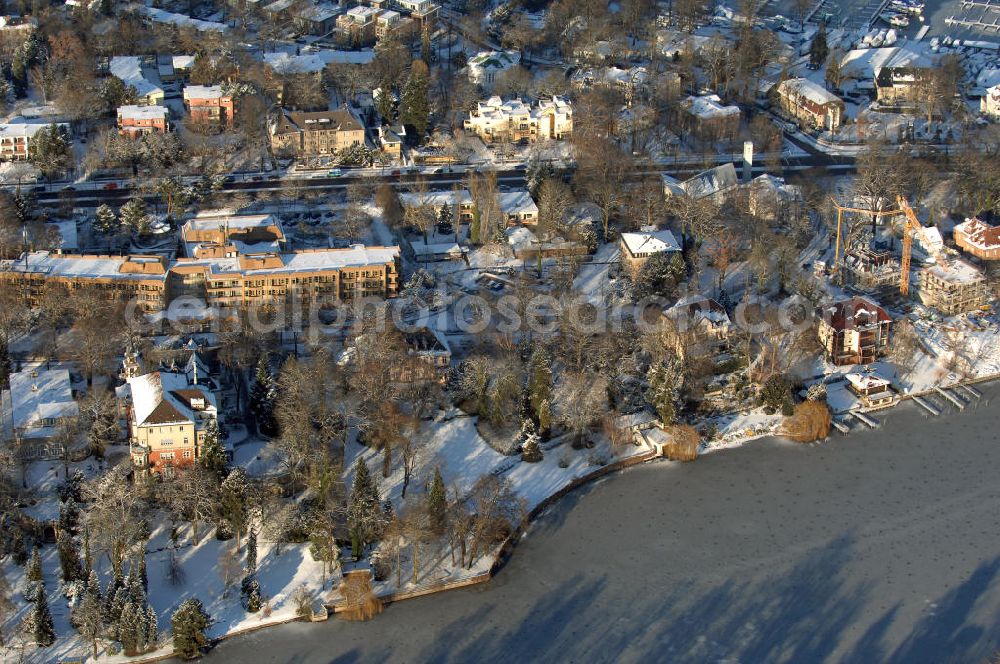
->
830;195;923;296
830;199;902;272
895;194;923;297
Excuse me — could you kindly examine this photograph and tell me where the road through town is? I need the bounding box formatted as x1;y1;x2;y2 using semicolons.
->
207;383;1000;664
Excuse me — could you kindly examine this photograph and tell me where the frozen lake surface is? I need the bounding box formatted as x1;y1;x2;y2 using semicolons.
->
209;384;1000;663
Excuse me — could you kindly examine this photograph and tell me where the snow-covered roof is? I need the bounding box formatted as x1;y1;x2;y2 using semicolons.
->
777;78;842;106
184;85;226;101
680;163;738;199
846;371;892;391
681;94;740;120
0;123;58;140
138;6;227;31
298;4;339;21
1;252;167;280
922;257;985;283
621;229;681;256
6;368;78;431
126;370;217;428
262;52;327;74
178;245;399;277
109;56;163;100
955;217;1000;251
184;212;278;232
840;45;931;81
468;49;520;70
913;226;944;257
499;190;538;216
117;104;168;121
345;5;378;20
169;55;194;72
400;189;472;208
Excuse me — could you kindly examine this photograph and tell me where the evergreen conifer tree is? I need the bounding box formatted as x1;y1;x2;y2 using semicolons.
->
32;581;56;646
810;22;830;69
249;356;277;436
347;460;382;552
25;547;42;601
93;204;118;235
57;536;83;584
0;337;11;389
77;570;103;658
427;466;446;535
521;419;543;462
399;60;430;140
171;598;211;659
199;417;228;481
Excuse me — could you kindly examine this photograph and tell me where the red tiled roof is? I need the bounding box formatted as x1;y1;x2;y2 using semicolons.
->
824;297;890;331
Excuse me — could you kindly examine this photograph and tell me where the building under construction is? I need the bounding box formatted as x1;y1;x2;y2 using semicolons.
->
843;245;901;291
916;258;989;316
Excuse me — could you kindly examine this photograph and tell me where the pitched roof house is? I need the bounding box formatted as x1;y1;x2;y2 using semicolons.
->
817;297;892;366
118;369;219;473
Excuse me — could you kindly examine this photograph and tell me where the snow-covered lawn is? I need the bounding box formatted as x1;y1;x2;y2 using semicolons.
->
1;516;329;663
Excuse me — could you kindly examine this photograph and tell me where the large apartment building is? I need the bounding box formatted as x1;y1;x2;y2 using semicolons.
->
270;108;365;157
463;96;573;143
0;244;401;314
183;85;235;130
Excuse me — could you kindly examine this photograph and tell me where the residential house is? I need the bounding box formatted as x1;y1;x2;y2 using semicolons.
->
336;6;378;46
0;368;79;459
846;370;896;409
183;85;235;130
390;326;451;383
506;226;588;260
676;94;740;144
375;9;417;42
119;369;219;473
661;297;733;360
400;189;474;223
500;190;539;225
117;105;169;136
747;174;803;222
463;96;573;144
570;66;651;102
663;163;739;202
396;0;438;27
269;107;365;157
620;228;681;275
296;4;340;35
0;123;70;161
109;56;164;105
378;124;405;158
776;78;844;132
954;216;1000;261
817;297;892;366
466;50;520;89
838;46;931;102
916;258;988;315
